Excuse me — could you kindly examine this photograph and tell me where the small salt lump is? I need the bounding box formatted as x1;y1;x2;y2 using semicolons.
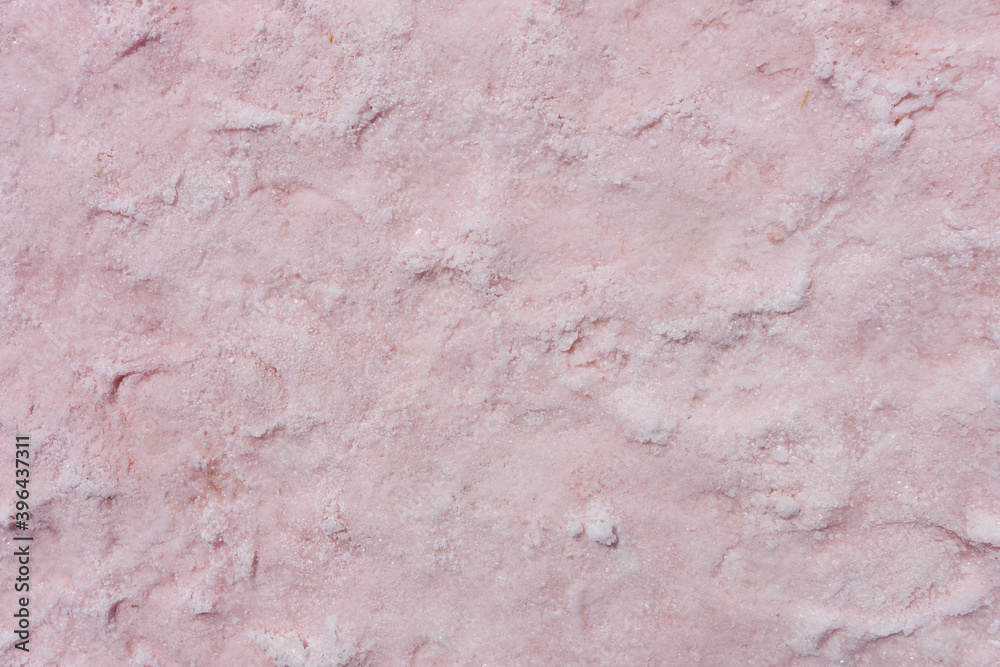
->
583;501;618;546
966;509;1000;547
566;521;584;538
774;495;800;519
585;521;617;546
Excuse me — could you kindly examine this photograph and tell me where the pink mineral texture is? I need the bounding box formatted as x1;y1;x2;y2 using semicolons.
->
3;0;1000;665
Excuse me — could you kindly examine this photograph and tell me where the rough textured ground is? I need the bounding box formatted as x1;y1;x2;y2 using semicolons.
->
3;0;1000;665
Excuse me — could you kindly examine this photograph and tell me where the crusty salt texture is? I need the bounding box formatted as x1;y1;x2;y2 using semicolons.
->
3;1;1000;665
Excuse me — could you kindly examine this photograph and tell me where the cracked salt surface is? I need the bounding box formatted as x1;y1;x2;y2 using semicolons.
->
3;0;1000;665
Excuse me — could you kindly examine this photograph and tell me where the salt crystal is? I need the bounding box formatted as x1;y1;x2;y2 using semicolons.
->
774;496;800;519
585;521;617;546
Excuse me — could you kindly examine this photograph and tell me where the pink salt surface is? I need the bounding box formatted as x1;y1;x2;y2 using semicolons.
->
2;0;1000;665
